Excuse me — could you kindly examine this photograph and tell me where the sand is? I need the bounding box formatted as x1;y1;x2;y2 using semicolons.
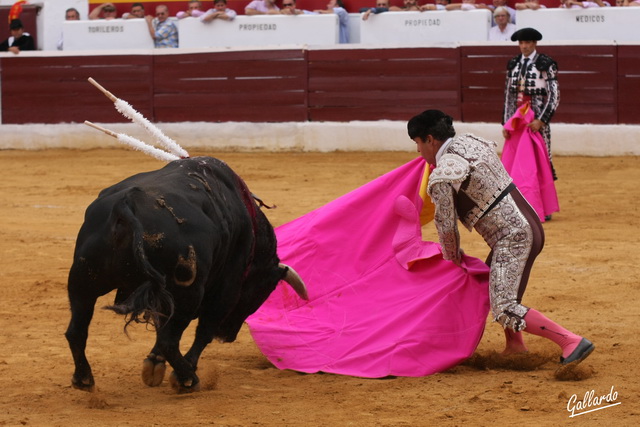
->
0;148;637;426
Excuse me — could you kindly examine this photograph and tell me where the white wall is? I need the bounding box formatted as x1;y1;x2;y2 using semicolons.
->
12;3;640;51
360;10;491;44
179;14;339;48
63;18;154;50
348;13;361;44
517;8;640;42
1;121;638;156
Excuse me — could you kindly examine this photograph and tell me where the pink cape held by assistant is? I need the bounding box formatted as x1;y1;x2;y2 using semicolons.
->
502;103;559;221
246;158;490;378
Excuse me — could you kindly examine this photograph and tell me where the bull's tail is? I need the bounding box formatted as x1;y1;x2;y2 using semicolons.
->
104;193;174;330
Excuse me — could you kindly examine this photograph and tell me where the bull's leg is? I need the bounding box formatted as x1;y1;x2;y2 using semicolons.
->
65;295;97;392
141;344;166;387
154;316;201;393
183;318;216;371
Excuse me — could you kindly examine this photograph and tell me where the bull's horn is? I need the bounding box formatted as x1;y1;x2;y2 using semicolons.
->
279;263;309;300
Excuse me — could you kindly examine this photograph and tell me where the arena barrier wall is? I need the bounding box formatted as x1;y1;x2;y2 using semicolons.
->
27;6;640;53
2;43;639;125
517;8;639;42
1;121;639;156
179;15;339;48
359;10;491;44
63;19;155;51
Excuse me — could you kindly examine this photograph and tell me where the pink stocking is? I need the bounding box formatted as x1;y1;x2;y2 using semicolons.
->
503;328;528;355
523;309;582;358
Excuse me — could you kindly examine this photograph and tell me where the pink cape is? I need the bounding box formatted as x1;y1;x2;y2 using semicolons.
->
246;158;490;378
502;104;559;221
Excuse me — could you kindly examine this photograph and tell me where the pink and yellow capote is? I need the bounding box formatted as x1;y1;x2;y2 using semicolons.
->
502;103;559;222
247;158;491;378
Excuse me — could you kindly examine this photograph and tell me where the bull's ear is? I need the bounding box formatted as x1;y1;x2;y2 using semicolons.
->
279;263;309;300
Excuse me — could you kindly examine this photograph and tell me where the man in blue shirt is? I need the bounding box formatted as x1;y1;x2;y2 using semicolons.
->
314;0;350;44
145;4;178;48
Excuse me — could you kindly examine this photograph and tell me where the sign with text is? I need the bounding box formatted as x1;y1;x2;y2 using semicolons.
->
62;19;154;51
179;15;339;49
517;9;640;42
360;10;491;44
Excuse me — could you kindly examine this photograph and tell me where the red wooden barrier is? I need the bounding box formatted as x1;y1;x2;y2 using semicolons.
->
0;55;153;124
461;45;619;125
152;50;308;122
460;45;513;123
617;45;640;125
308;48;461;122
545;45;617;125
0;45;637;125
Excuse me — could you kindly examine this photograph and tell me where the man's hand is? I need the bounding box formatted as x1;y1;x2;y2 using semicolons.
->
527;119;545;133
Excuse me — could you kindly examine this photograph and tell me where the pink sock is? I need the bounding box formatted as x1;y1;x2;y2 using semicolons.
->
504;328;528;352
523;309;582;358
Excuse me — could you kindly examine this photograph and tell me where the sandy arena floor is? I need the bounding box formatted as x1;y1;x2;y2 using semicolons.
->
0;149;638;426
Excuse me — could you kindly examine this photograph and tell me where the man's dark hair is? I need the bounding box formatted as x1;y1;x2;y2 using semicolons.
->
132;2;144;9
65;7;80;17
407;110;456;141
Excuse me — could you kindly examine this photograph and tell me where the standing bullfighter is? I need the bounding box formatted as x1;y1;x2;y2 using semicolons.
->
502;27;560;182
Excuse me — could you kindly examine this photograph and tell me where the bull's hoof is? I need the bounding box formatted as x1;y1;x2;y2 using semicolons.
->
71;374;95;392
169;371;201;394
142;353;166;387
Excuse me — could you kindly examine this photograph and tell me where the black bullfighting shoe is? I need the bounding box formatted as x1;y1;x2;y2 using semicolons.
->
560;338;595;365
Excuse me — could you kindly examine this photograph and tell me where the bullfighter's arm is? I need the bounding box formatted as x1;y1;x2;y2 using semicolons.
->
429;181;462;265
538;61;560;125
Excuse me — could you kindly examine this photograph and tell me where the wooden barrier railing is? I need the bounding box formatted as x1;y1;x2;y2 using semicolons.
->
1;44;639;125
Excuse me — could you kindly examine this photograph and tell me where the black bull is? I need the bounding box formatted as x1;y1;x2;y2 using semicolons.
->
65;156;308;393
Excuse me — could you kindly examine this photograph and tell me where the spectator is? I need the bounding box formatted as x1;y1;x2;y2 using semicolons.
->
123;3;146;19
145;5;179;48
445;0;490;10
624;0;640;5
0;19;35;54
421;0;452;10
360;0;390;21
89;3;119;20
177;1;206;19
490;0;515;24
314;0;350;43
201;0;238;22
65;7;81;20
390;0;422;11
280;0;313;15
559;0;605;7
57;8;81;51
488;7;516;40
245;0;281;15
515;0;546;9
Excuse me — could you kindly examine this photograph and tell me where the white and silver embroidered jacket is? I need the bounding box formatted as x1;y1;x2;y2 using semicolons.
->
427;134;513;260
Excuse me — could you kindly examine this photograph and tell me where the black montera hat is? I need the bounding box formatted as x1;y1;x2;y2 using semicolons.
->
9;19;23;30
511;27;543;42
